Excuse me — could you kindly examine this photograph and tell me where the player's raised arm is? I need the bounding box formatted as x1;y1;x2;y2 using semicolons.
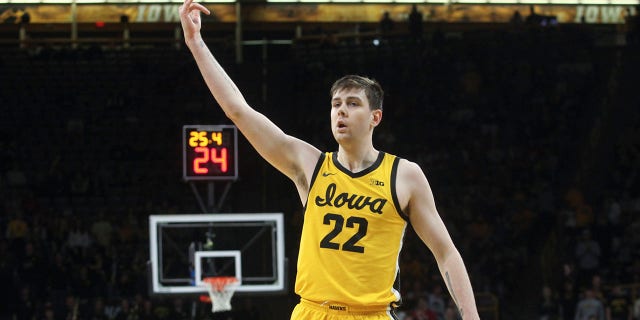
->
397;160;480;320
178;0;321;199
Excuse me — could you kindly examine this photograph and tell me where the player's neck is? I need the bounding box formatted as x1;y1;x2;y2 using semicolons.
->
336;144;378;173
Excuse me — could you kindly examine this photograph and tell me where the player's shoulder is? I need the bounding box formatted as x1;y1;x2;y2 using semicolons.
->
390;156;429;211
380;152;427;182
394;157;428;184
381;152;419;169
394;156;422;172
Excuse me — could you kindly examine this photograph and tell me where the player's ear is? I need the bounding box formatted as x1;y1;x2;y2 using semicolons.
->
371;109;382;127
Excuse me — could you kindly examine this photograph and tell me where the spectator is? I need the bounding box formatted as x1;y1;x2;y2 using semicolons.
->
561;278;578;320
233;298;262;320
428;284;446;320
114;299;135;320
89;297;108;320
59;294;84;320
539;284;560;320
67;220;93;251
590;275;606;302
606;285;632;320
575;230;602;287
168;298;188;320
575;288;605;320
525;5;542;26
407;297;438;320
39;302;56;320
5;207;29;256
14;286;36;320
443;305;459;320
379;11;394;34
104;298;123;320
138;299;158;320
510;10;523;25
91;211;113;250
404;280;429;310
408;5;423;39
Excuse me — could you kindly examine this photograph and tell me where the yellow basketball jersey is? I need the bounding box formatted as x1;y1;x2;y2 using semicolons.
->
295;152;408;308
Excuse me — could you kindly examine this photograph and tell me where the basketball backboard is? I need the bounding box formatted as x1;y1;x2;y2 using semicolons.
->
148;213;285;295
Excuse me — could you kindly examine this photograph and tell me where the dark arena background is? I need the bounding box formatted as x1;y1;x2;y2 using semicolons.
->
1;1;639;319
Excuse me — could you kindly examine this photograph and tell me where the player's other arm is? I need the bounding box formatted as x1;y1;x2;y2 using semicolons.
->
178;0;320;196
397;160;480;320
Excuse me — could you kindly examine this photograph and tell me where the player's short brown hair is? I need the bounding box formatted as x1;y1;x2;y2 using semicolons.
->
330;75;384;111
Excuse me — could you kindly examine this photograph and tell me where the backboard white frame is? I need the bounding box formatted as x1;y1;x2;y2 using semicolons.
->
149;213;285;294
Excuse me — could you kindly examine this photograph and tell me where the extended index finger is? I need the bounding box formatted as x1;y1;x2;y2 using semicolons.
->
181;0;210;16
190;2;211;15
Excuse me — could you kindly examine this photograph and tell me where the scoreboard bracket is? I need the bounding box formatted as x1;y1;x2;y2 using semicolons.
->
182;124;238;213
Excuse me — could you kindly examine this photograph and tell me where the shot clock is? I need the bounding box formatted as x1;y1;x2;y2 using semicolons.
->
183;125;238;181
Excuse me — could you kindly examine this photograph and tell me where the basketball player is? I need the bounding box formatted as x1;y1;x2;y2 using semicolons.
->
179;1;480;319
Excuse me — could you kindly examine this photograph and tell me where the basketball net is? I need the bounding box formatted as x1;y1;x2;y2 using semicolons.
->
201;277;239;313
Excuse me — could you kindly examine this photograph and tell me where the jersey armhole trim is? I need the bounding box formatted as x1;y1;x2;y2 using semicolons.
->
391;156;409;222
303;152;326;212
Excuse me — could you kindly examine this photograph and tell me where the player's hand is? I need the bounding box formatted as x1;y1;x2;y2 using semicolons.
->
179;0;211;45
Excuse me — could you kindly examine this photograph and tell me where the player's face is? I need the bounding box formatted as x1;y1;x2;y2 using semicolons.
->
330;88;380;144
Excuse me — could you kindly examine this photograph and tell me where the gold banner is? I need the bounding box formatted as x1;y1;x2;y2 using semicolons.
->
0;4;236;23
1;4;636;24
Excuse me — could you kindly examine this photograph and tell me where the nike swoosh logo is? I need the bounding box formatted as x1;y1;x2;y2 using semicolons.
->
322;172;336;177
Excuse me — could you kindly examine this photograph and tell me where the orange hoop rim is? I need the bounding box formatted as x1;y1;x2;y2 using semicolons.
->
202;276;239;292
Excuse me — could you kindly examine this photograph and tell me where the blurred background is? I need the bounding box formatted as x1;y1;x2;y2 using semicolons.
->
1;1;639;319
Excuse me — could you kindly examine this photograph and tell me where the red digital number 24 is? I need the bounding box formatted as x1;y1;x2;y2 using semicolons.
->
194;147;228;174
